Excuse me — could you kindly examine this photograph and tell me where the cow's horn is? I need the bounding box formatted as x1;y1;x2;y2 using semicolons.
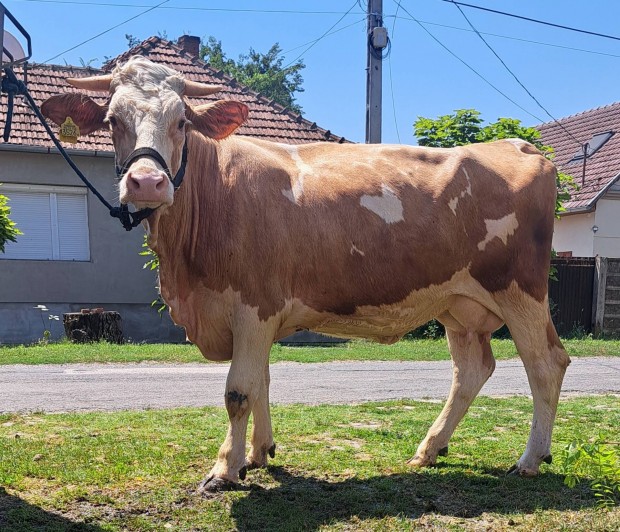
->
184;79;223;97
67;74;113;92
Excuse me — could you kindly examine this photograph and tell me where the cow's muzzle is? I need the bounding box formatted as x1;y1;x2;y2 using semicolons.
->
115;139;188;191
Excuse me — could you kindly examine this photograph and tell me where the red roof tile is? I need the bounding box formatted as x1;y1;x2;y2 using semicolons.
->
537;102;620;212
0;36;347;153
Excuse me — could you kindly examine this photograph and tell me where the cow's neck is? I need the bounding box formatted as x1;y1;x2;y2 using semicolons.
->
152;132;232;297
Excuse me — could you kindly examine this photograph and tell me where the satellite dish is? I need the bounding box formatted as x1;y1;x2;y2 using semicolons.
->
2;30;26;65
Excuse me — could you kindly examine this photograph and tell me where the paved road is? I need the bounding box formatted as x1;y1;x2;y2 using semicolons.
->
1;357;619;413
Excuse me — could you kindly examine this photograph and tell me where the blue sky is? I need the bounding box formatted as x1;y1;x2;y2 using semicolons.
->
3;0;620;144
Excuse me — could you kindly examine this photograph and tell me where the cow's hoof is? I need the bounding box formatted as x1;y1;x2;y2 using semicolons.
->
506;463;538;477
407;455;435;468
438;446;449;457
197;475;240;494
543;454;553;464
246;443;276;470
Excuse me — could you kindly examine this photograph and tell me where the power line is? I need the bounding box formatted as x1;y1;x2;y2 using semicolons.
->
282;17;366;56
42;0;169;64
395;2;545;123
11;0;366;15
390;16;620;60
283;1;359;69
389;1;402;143
440;0;620;43
449;0;581;146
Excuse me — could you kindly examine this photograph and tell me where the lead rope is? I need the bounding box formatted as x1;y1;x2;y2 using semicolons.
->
1;67;154;231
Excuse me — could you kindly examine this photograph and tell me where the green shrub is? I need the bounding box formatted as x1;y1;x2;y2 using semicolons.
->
560;434;620;508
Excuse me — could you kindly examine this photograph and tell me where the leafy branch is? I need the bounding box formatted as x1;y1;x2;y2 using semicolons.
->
560;434;620;508
0;187;21;253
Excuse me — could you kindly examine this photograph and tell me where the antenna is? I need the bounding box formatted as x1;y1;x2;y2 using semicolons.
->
0;2;32;68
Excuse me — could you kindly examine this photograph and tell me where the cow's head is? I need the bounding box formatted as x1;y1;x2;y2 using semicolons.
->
42;56;248;213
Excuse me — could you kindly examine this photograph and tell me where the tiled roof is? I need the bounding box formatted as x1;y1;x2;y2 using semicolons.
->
537;102;620;212
0;36;347;153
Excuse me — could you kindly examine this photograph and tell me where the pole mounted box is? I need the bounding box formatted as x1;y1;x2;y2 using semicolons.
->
371;27;388;49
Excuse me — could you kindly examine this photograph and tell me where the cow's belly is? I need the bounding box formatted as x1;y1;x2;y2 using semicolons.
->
283;267;504;343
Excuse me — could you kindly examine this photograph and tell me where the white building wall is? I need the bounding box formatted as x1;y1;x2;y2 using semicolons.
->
552;212;595;257
593;198;620;258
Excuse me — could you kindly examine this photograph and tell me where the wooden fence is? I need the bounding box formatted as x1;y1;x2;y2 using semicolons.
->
548;258;596;336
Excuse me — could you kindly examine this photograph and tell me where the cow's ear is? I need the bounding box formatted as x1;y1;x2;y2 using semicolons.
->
185;100;248;140
41;93;107;135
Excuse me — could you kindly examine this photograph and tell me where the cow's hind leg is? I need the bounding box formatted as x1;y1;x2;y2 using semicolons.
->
198;324;274;493
503;294;570;476
409;298;500;467
246;361;276;469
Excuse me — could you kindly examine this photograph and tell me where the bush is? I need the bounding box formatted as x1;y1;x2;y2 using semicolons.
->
560;434;620;508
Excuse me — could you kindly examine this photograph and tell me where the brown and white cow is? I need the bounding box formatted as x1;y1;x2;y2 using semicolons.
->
42;56;570;492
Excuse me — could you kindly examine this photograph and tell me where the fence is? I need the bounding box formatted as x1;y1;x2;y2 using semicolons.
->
548;258;596;336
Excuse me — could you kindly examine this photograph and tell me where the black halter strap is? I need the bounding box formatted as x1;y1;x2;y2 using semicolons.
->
115;139;188;190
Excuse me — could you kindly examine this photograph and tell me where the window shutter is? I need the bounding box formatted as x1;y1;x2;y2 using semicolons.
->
2;192;54;259
1;185;90;261
57;194;90;261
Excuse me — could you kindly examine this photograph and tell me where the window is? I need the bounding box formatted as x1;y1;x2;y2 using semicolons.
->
1;184;90;261
568;131;614;163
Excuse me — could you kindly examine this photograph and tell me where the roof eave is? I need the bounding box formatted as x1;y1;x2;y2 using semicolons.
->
560;170;620;216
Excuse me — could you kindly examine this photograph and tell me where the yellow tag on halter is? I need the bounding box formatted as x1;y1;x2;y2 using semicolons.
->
59;117;80;143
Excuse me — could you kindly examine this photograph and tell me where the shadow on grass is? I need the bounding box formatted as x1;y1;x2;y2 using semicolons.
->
231;466;595;531
0;487;104;531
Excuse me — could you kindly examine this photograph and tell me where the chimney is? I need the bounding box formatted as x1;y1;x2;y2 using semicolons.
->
178;35;200;58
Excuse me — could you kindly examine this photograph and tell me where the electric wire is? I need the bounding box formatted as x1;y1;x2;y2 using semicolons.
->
389;16;620;60
42;0;169;64
282;17;366;56
283;0;359;69
440;0;620;43
449;0;581;146
11;0;366;15
389;1;402;143
395;1;545;123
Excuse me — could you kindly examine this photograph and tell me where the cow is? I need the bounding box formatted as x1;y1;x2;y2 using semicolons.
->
41;56;570;492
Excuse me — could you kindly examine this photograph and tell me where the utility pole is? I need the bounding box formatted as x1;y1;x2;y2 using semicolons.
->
365;0;387;144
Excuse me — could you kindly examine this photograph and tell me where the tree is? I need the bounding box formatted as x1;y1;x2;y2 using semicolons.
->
0;188;20;253
414;109;574;215
200;37;305;114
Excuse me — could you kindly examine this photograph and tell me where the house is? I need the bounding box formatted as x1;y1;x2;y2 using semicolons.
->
0;35;346;345
538;103;620;258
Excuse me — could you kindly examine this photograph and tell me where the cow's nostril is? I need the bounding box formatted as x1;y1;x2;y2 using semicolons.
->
155;175;166;190
125;172;140;191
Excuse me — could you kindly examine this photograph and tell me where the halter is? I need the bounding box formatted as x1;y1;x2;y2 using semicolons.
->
111;139;189;229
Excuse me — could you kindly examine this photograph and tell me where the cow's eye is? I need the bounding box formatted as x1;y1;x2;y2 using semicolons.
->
178;119;187;130
108;116;118;128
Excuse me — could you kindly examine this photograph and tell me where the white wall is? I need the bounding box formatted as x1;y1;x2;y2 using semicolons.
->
552;212;595;257
594;198;620;258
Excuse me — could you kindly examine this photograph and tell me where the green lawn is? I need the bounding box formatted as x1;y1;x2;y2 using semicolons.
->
0;396;618;530
0;338;618;366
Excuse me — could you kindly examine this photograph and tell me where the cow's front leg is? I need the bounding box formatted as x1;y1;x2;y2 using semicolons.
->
198;327;273;493
246;361;276;469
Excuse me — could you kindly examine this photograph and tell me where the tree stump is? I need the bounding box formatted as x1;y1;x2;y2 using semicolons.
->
63;309;124;344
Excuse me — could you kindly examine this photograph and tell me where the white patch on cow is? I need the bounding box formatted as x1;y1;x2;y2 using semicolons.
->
350;244;365;257
448;197;459;215
504;138;529;149
281;144;311;204
360;184;404;224
448;167;473;215
477;212;519;251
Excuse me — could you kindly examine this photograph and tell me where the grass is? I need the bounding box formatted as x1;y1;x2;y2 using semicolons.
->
0;396;618;530
0;337;618;366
